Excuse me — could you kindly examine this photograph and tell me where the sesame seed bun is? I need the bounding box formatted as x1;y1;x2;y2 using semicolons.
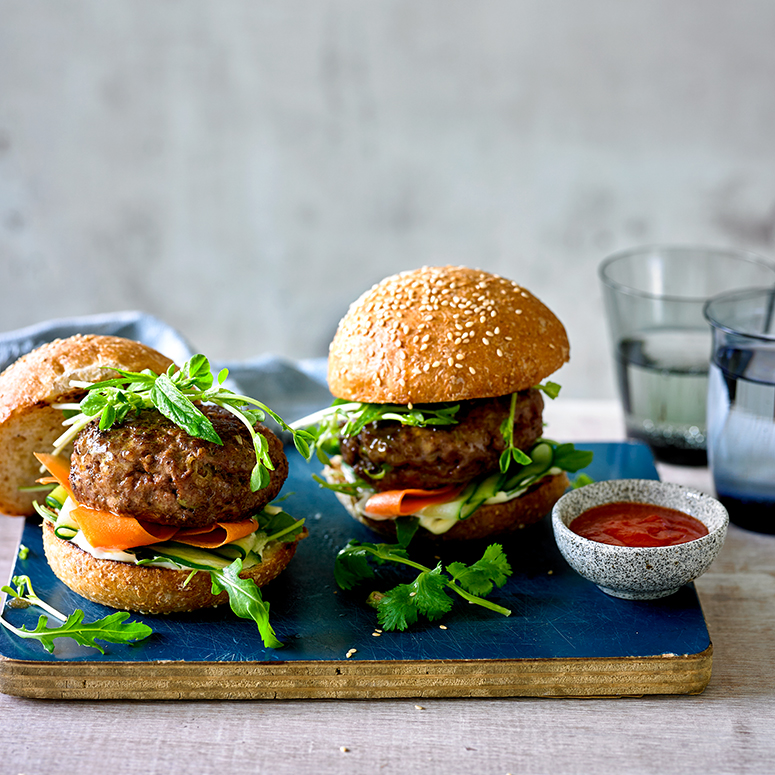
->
42;521;306;615
0;334;174;516
327;265;570;404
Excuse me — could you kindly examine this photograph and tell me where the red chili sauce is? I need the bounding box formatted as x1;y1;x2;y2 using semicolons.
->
569;502;709;547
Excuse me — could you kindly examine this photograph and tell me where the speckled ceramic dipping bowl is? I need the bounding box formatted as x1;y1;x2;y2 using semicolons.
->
551;479;729;600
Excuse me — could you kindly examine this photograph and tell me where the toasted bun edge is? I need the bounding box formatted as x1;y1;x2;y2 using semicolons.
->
327;469;570;542
42;521;305;615
0;335;175;516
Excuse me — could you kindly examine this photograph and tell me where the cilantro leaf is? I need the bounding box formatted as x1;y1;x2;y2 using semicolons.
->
209;558;283;649
447;544;512;597
336;541;512;630
334;540;382;590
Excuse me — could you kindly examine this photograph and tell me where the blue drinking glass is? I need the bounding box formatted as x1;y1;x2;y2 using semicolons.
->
704;288;775;534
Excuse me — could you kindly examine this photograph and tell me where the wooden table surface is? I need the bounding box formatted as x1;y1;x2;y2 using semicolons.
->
1;399;773;775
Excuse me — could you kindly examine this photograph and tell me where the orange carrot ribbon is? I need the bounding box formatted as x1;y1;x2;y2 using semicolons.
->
35;452;258;552
363;485;465;520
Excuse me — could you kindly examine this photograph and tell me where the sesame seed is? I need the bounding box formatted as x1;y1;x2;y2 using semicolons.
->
439;625;448;630
432;361;441;367
482;338;490;345
415;705;425;710
497;349;503;357
448;357;454;366
420;343;428;351
455;363;463;369
469;367;476;374
516;309;523;315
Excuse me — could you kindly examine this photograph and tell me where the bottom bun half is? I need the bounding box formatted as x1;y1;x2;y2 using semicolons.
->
328;468;569;542
42;522;304;615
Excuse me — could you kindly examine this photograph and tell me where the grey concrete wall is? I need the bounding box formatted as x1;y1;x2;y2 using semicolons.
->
2;1;775;397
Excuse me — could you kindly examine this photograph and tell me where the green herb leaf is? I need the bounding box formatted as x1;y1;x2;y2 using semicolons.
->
334;540;512;630
51;354;313;493
150;373;222;444
536;381;562;400
498;393;533;474
376;565;453;630
210;558;283;649
0;609;152;654
334;540;381;590
394;517;420;548
292;400;461;463
551;443;595;472
446;544;511;596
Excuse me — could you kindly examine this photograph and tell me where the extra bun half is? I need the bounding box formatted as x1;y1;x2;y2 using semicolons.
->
0;334;174;516
324;458;569;542
328;265;570;404
42;521;305;614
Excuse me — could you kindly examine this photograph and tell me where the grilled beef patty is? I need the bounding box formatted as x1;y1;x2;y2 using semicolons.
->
339;389;544;491
69;404;288;528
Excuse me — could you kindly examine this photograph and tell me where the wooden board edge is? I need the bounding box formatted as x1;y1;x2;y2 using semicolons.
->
0;645;713;700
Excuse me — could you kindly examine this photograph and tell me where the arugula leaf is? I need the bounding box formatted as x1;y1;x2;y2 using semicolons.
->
335;541;512;631
50;354;315;493
210;558;283;649
0;611;152;655
0;575;152;654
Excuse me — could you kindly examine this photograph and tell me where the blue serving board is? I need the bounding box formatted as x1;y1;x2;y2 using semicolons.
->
0;442;712;700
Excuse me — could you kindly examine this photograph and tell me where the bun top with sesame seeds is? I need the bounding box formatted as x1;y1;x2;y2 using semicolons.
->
327;265;570;404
